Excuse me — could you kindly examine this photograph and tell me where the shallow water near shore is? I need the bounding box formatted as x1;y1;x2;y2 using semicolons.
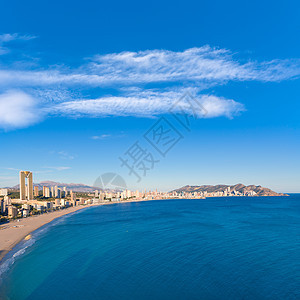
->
0;196;299;299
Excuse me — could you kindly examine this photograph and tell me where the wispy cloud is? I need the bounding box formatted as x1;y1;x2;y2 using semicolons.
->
3;167;20;171
0;33;36;55
0;38;300;129
53;88;245;119
88;48;300;83
0;46;299;87
58;151;75;160
91;134;111;140
44;166;71;171
0;33;36;43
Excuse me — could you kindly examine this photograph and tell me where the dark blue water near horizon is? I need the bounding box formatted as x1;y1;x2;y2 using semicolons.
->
0;196;299;300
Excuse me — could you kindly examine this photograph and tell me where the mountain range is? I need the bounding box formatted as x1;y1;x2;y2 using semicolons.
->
12;181;99;193
171;184;288;196
9;182;288;196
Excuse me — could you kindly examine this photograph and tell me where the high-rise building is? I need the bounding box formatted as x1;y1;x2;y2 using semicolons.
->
43;186;51;198
70;191;76;202
63;187;67;196
54;186;58;198
34;186;39;197
19;171;33;201
43;186;47;197
51;186;54;198
4;196;11;206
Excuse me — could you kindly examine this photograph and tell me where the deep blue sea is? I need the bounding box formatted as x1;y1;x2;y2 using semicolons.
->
0;196;299;300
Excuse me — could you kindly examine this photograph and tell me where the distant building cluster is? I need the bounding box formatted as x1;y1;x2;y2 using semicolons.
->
0;171;85;221
90;189;168;203
42;185;68;198
168;186;257;198
0;170;260;222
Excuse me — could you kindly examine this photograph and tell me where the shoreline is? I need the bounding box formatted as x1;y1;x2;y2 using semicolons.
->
0;199;150;263
0;205;93;263
0;195;290;264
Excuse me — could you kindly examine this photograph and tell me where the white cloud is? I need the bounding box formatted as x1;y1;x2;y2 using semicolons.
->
1;42;300;129
0;33;36;55
52;88;245;119
0;46;299;87
45;166;71;171
58;151;75;160
0;33;36;43
88;48;300;83
0;90;43;129
91;134;111;140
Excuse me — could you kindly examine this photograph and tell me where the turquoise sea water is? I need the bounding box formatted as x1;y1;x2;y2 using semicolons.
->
0;196;299;300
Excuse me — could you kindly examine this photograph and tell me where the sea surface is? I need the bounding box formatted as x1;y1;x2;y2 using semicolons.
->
0;196;299;300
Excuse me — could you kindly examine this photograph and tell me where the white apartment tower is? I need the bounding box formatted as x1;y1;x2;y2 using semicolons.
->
19;171;33;201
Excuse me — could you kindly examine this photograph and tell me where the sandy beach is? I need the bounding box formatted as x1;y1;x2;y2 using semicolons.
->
0;199;152;263
0;205;91;262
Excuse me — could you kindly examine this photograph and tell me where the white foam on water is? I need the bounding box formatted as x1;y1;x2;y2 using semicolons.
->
0;237;36;281
0;208;87;282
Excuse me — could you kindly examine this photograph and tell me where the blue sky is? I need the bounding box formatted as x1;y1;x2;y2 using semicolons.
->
0;0;299;192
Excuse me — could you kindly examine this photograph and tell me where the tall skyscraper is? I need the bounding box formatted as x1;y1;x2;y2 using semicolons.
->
43;186;50;198
70;191;76;202
54;186;59;198
45;187;50;198
43;186;47;197
34;186;39;197
19;171;33;201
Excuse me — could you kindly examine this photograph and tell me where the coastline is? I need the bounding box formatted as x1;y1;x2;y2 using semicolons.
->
0;195;285;264
0;205;92;263
0;199;151;263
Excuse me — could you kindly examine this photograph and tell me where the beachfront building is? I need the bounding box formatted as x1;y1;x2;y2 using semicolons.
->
8;206;18;218
34;186;39;197
63;187;67;196
43;186;50;198
70;191;76;202
19;171;34;201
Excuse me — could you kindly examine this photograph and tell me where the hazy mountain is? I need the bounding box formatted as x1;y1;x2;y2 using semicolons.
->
12;181;100;193
171;184;288;196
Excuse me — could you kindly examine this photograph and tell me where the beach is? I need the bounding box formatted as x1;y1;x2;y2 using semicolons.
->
0;205;91;262
0;199;151;263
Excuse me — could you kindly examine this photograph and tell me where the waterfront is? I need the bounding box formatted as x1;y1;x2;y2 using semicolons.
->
0;205;92;262
0;195;299;299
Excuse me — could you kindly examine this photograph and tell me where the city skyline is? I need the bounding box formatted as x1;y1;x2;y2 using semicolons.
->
0;0;300;193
